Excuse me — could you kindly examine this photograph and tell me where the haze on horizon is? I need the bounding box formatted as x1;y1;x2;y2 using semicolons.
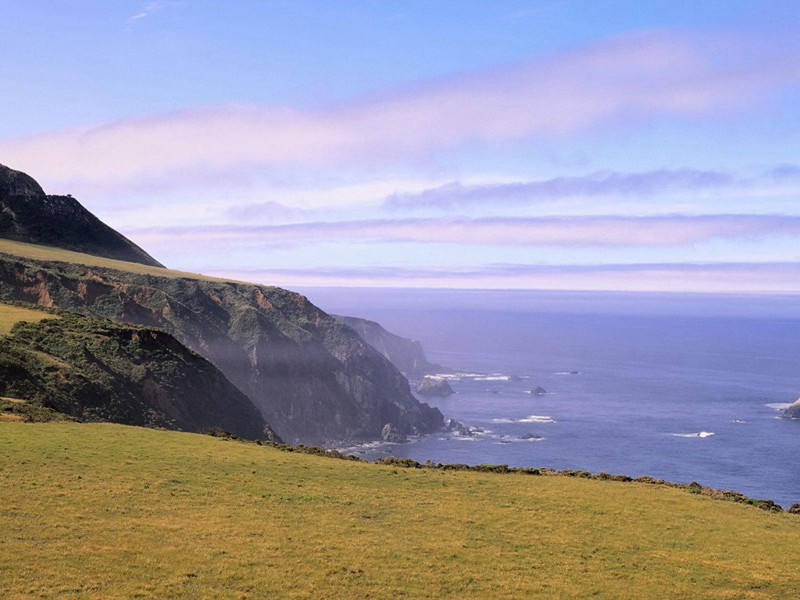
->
4;1;800;293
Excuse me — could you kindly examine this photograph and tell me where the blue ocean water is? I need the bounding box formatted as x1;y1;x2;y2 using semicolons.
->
301;288;800;507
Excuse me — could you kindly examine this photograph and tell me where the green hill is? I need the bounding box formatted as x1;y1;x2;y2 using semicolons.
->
0;422;798;599
0;305;269;439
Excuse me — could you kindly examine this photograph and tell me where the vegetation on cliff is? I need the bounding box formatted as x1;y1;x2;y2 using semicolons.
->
0;306;268;438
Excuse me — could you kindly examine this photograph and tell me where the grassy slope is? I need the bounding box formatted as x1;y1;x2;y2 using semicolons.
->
0;238;229;283
1;423;799;599
0;302;56;335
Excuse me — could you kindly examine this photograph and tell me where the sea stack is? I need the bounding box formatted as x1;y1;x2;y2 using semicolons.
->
416;376;454;397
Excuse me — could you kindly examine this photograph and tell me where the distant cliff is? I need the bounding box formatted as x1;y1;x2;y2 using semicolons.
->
0;164;163;267
0;311;269;439
334;315;443;378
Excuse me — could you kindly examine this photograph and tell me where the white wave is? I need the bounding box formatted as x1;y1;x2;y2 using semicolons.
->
731;419;747;424
766;402;793;411
453;436;480;441
518;415;555;423
474;376;512;381
431;372;484;381
671;431;715;438
554;371;580;375
491;415;555;424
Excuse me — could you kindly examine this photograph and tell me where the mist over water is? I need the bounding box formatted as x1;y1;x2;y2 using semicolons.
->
301;288;800;507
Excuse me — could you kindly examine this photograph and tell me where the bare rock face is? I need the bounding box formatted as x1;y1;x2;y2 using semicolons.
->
0;164;163;267
416;376;454;397
381;423;407;443
783;399;800;419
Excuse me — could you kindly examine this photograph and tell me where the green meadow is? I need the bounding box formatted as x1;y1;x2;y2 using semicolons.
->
1;422;798;599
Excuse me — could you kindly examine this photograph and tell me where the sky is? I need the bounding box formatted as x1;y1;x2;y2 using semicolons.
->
3;0;800;293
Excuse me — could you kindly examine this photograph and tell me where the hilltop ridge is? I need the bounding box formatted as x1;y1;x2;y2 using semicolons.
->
0;164;163;267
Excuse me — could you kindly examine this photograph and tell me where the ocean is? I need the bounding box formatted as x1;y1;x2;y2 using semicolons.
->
300;287;800;508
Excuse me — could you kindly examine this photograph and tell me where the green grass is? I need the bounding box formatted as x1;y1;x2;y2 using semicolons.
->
0;302;56;335
0;238;232;283
1;423;799;599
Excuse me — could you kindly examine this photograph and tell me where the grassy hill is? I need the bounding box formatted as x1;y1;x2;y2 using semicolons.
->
1;423;799;598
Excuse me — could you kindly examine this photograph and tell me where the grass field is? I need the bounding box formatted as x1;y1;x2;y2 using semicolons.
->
1;423;799;598
0;302;56;335
0;238;231;283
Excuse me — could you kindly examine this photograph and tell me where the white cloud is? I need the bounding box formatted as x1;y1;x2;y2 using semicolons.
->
3;30;799;193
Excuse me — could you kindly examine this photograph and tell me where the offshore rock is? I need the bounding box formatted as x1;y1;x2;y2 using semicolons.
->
416;376;454;397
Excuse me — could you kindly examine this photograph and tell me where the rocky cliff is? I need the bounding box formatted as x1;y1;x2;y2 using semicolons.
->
0;164;163;267
334;315;443;378
0;254;444;444
0;310;269;438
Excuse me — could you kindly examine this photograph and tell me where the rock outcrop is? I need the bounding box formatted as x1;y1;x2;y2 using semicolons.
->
334;315;443;378
528;386;547;396
416;376;454;397
381;423;407;443
445;418;472;436
0;311;270;439
783;399;800;419
0;164;163;267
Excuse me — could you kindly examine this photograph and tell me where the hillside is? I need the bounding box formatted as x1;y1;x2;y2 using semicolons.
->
335;314;443;378
0;164;163;267
0;246;443;444
0;305;269;438
1;422;799;598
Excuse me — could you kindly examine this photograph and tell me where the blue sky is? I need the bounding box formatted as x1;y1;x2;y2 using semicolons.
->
3;1;800;291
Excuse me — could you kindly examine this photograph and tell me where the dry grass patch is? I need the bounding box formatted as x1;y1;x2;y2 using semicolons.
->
0;303;56;335
0;238;234;283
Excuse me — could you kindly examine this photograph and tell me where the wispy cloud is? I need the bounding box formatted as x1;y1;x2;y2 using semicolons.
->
126;214;800;249
385;168;738;209
225;201;308;223
201;262;800;293
3;29;799;191
127;2;163;27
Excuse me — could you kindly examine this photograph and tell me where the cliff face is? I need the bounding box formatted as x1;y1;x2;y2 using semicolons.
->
0;164;163;267
0;255;444;444
334;315;443;378
0;312;269;439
